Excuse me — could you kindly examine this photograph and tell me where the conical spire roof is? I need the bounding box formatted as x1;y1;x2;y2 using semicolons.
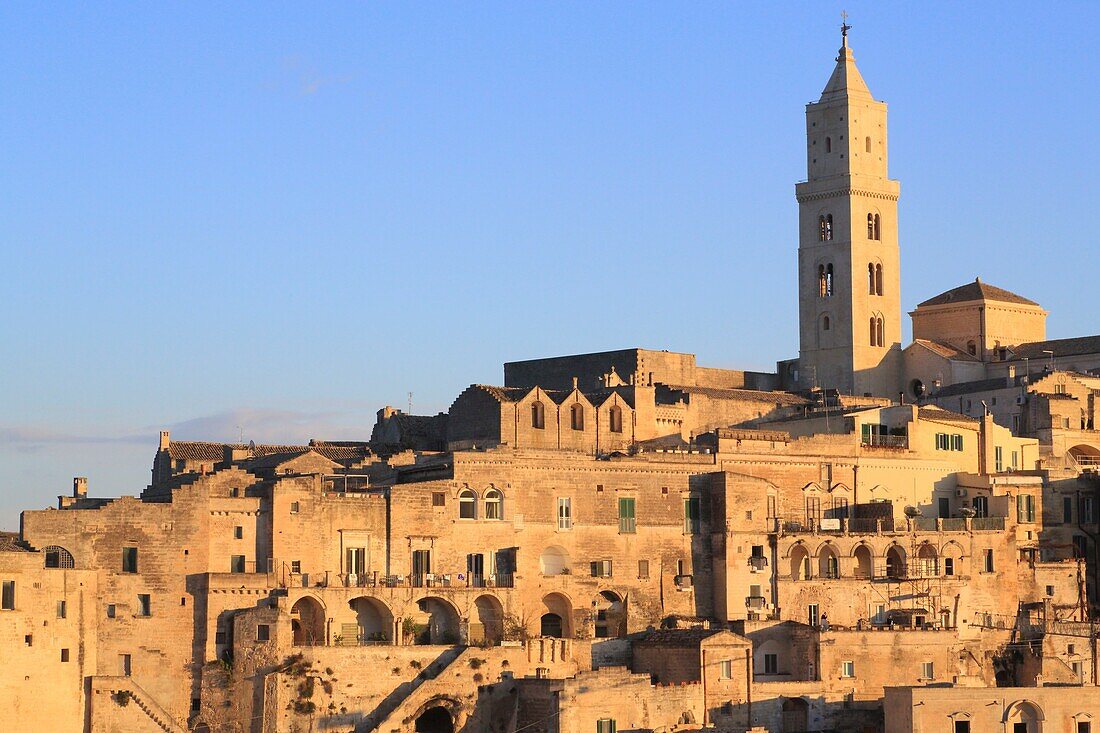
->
820;32;873;103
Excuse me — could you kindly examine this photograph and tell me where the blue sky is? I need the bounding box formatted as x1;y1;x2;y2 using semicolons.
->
1;2;1097;527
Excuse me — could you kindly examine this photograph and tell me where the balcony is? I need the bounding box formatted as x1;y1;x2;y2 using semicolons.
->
748;556;769;571
281;570;515;590
746;595;768;609
861;434;909;449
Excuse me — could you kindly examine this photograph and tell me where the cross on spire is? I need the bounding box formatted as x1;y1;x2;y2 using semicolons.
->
840;11;852;49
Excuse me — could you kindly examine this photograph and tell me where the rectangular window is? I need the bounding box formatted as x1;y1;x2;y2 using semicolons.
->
215;631;227;645
921;662;934;679
0;581;14;611
1012;414;1020;432
231;555;246;573
122;547;138;573
557;498;572;530
808;604;819;627
107;604;116;619
638;560;649;579
955;722;971;733
431;492;446;507
1017;494;1035;523
995;446;1003;472
1078;720;1090;733
719;659;732;679
57;600;67;618
119;653;132;676
596;720;616;733
346;547;366;576
257;624;270;642
137;594;151;617
1073;535;1088;559
290;501;300;514
1011;450;1019;469
412;550;431;582
684;497;701;534
290;560;302;574
764;653;778;674
951;434;963;451
983;549;994;573
935;433;947;451
234;526;243;539
944;558;954;576
1081;497;1096;524
841;660;854;678
61;648;70;663
1064;496;1074;524
618;497;636;534
590;560;613;578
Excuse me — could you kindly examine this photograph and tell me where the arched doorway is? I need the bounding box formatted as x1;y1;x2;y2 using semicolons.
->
290;596;326;646
916;543;938;577
417;597;461;645
593;591;626;638
414;706;454;733
541;593;573;638
473;595;504;645
886;545;907;579
817;545;839;579
790;544;811;580
781;697;809;732
349;596;392;644
853;545;873;579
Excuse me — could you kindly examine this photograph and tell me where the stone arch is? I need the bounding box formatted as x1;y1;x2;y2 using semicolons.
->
886;544;907;579
817;543;840;579
412;696;462;733
349;596;392;644
790;544;811;580
473;594;504;645
291;595;326;646
416;596;461;645
193;724;211;733
593;590;626;639
781;697;810;732
853;544;873;579
1004;699;1044;731
541;592;573;638
539;545;570;576
916;542;939;577
43;545;75;569
1069;444;1100;466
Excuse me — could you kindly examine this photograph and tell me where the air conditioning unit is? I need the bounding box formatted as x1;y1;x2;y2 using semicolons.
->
1016;396;1027;405
955;489;968;498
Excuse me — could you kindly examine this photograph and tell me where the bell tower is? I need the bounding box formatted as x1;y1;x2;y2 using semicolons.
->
796;25;902;398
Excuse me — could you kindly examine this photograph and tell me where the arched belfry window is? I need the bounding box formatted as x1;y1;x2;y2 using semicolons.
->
867;213;875;240
825;136;832;153
873;214;881;240
825;214;833;240
818;214;834;242
877;318;885;347
865;136;871;153
822;315;830;331
531;401;545;429
869;317;877;346
875;264;883;296
868;263;876;295
608;405;623;433
570;403;584;431
819;264;833;298
870;316;885;347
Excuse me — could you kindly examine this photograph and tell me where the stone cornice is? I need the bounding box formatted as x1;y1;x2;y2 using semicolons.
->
797;188;900;204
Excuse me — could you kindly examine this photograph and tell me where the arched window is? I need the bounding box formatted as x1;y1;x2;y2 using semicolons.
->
531;401;545;429
484;489;502;520
876;318;885;348
873;213;881;240
825;214;833;240
867;213;875;239
868;263;876;294
608;405;623;433
825;264;833;296
818;265;827;297
825;136;832;153
870;317;878;347
865;136;871;153
44;546;74;569
875;264;883;295
459;489;477;520
819;216;828;241
822;315;830;331
569;403;584;431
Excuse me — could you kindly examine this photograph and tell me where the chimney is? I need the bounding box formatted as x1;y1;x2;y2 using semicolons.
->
159;430;170;451
572;376;578;390
1007;365;1016;387
73;477;88;498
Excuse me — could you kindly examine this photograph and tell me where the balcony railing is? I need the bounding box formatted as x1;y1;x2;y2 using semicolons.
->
861;434;909;449
746;595;767;609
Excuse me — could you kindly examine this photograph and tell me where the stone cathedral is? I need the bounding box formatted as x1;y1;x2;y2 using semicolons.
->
2;26;1100;733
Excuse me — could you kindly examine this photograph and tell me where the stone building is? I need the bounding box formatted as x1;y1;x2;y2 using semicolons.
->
5;23;1100;733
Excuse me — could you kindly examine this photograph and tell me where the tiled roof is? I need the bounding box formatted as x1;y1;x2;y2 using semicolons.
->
910;339;980;362
636;628;721;646
1010;335;1100;360
917;278;1039;308
918;406;980;426
662;385;810;406
168;441;370;462
931;378;1019;398
0;532;29;553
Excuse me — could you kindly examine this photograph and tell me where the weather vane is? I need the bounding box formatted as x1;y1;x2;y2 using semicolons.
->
841;10;852;38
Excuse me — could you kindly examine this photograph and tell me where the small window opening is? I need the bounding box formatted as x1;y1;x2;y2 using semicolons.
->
825;136;832;152
531;401;545;429
570;403;584;431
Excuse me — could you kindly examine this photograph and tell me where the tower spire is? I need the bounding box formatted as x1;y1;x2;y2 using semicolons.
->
841;10;852;47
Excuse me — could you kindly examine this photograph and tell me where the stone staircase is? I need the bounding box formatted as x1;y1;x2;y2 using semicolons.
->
93;676;186;733
370;646;488;733
364;646;467;732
